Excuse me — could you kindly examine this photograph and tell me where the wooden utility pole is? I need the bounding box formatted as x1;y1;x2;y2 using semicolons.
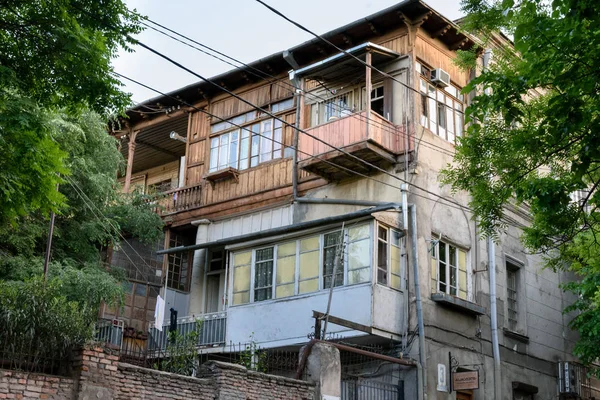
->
43;183;59;281
122;130;138;193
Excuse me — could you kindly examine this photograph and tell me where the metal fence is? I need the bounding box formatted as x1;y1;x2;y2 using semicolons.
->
341;379;402;400
95;319;123;348
148;312;226;352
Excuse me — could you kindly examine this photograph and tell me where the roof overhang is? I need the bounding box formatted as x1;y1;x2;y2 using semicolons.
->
122;0;476;125
293;42;400;81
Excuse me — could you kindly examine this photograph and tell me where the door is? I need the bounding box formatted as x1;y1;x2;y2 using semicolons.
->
205;274;220;313
456;391;473;400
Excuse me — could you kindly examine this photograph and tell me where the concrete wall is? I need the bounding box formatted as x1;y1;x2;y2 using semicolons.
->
227;283;373;347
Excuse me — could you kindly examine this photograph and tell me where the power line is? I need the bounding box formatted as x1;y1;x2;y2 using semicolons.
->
132;39;474;213
63;175;162;285
114;71;479;218
138;17;457;158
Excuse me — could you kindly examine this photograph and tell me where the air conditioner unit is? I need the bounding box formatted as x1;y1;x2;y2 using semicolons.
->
558;361;583;395
431;68;451;87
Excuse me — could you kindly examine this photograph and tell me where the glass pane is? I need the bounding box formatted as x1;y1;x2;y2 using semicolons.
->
210;137;219;149
250;155;258;167
299;252;319;279
276;283;294;298
390;246;401;274
300;236;319;252
233;265;250;292
276;256;295;284
229;138;238;169
390;274;401;290
260;130;273;163
455;109;463;137
391;230;402;246
439;261;447;292
209;147;219;172
428;97;437;127
218;142;228;170
299;278;318;294
349;224;369;241
278;242;296;257
251;125;260;156
446;106;454;134
234;251;252;266
438;103;446;129
378;226;388;241
348;240;370;271
458;249;467;272
348;268;370;284
233;292;249;305
449;245;456;266
273;128;282;153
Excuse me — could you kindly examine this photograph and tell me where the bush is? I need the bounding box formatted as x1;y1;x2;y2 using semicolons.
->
0;277;93;373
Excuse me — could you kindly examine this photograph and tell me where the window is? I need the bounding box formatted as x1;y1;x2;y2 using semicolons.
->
506;260;522;332
230;223;372;305
147;179;173;194
370;85;385;117
418;69;464;143
209;98;293;174
431;239;468;299
166;232;192;292
254;247;274;302
323;231;344;288
376;224;403;290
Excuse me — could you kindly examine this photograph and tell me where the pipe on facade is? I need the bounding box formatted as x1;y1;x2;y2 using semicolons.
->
488;236;502;399
409;203;426;400
293;197;395;208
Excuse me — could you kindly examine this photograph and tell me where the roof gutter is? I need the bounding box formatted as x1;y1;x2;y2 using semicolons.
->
156;203;402;255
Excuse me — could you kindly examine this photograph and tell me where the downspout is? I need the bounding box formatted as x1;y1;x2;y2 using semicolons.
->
410;203;426;400
483;47;502;400
284;50;302;202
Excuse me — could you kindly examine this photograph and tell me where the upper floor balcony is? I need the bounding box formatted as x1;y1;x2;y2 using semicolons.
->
295;42;412;181
298;110;407;181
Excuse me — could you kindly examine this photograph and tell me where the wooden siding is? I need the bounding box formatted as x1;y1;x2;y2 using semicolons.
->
298;110;406;161
376;33;410;55
120;160;180;193
414;32;470;88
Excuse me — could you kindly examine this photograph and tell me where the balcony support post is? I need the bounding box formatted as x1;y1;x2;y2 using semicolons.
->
122;129;138;193
365;50;372;136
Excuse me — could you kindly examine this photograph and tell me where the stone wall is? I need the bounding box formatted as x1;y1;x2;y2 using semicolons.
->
0;370;74;400
1;347;315;400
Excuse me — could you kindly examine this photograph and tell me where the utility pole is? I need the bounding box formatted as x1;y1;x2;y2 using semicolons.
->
43;183;59;281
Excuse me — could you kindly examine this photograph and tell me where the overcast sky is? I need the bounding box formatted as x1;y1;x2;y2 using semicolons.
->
114;0;463;104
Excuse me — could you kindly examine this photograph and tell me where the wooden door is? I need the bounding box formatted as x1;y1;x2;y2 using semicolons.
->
456;391;473;400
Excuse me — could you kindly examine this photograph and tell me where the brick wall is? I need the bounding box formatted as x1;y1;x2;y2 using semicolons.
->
0;370;74;400
77;347;315;400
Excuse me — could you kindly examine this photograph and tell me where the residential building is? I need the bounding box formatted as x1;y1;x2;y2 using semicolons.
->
103;1;598;398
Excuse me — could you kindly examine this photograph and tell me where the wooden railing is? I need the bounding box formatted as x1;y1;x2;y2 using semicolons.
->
298;110;407;161
151;183;203;215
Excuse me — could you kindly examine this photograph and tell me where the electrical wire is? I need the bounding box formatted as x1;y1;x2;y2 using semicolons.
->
137;17;457;158
114;71;481;218
132;39;478;215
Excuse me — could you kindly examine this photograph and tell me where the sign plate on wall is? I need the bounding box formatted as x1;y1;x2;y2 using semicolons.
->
453;370;479;390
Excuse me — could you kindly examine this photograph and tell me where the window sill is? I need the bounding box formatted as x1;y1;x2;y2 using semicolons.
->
503;328;529;343
204;167;239;186
430;292;485;316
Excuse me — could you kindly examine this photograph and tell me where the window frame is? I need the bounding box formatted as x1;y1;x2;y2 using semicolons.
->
252;246;275;303
230;222;375;306
504;256;526;334
208;98;294;174
374;223;403;290
431;238;469;300
166;232;193;292
417;61;464;144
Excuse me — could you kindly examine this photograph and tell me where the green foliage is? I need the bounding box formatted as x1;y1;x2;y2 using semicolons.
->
238;333;268;373
0;277;93;369
0;0;141;114
154;321;203;376
442;0;600;365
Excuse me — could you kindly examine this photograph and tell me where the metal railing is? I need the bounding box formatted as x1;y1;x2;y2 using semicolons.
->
95;319;123;348
341;379;401;400
558;361;592;398
148;312;227;352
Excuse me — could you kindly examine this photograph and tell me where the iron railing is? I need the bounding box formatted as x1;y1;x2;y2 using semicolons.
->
95;319;123;348
148;312;227;352
341;379;401;400
558;361;592;399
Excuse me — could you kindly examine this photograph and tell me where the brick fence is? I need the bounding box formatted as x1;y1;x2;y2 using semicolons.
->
1;347;315;400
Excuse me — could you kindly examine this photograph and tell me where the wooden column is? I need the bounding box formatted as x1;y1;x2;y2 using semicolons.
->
365;51;372;136
122;130;138;193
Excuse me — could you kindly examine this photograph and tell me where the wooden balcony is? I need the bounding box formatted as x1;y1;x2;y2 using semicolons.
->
298;111;408;180
151;183;203;215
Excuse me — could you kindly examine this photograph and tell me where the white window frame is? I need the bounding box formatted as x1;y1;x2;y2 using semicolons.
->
432;239;470;299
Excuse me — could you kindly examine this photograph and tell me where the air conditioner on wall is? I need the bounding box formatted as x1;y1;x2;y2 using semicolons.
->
431;68;451;87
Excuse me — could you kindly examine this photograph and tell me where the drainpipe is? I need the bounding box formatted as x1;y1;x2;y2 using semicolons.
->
293;197;393;207
489;236;502;399
284;50;302;203
482;47;501;400
410;203;426;400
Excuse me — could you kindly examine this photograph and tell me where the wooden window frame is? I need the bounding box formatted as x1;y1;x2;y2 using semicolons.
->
432;239;467;297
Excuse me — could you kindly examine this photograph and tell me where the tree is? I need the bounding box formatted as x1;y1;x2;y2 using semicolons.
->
0;0;141;223
441;0;600;365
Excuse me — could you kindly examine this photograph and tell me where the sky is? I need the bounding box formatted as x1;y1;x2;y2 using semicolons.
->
114;0;463;104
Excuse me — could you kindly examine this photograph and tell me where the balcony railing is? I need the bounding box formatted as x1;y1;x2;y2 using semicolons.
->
148;311;227;352
148;183;203;215
298;111;408;180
